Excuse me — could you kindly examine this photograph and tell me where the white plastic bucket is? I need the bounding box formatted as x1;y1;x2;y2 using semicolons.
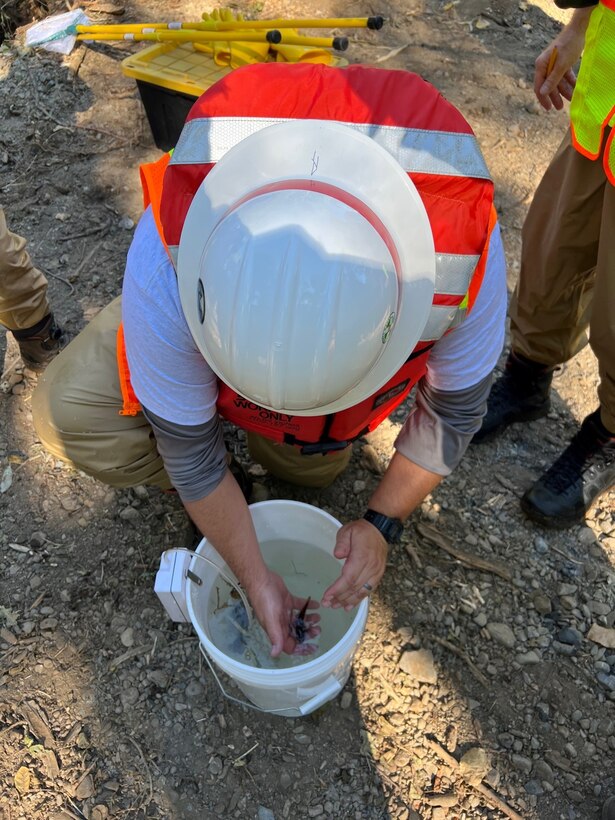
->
186;500;369;717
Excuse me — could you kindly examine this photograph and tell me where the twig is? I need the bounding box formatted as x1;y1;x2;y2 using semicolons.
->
416;523;512;582
0;720;28;736
108;643;153;672
429;635;489;687
71;761;96;793
127;735;153;806
551;545;584;565
233;741;259;766
404;542;423;570
70;245;98;280
58;222;110;242
45;270;74;294
65;796;87;819
424;736;524;820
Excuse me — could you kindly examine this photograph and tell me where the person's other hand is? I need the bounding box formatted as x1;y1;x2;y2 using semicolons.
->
534;45;577;110
321;519;388;611
248;570;320;658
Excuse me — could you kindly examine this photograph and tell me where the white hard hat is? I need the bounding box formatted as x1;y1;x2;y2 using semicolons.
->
177;120;435;415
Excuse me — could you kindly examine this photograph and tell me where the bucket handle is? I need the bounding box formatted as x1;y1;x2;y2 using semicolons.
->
174;547;253;626
199;645;342;717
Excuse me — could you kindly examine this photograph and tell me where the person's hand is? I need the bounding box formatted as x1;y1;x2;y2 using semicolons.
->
248;569;320;658
321;519;388;611
534;44;577;111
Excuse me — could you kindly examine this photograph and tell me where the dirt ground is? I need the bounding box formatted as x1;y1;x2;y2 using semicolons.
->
1;0;614;818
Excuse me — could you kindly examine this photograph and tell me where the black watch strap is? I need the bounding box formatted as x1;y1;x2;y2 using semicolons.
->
363;509;404;544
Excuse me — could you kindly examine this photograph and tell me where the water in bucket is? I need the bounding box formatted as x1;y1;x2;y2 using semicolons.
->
204;537;355;670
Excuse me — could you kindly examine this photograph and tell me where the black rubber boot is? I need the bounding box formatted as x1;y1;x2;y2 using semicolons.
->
12;313;69;372
521;410;615;529
473;351;555;443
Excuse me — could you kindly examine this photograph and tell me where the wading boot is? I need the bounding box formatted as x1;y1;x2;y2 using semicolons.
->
12;314;69;372
473;351;555;443
521;410;615;529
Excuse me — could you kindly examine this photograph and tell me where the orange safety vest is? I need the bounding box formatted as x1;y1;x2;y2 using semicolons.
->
118;63;497;453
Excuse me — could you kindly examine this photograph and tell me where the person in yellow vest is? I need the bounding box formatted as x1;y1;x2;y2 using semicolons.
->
474;1;615;529
0;207;68;371
27;64;509;657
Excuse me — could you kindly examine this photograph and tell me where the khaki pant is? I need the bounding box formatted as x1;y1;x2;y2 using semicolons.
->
510;129;615;432
32;297;350;490
0;207;50;331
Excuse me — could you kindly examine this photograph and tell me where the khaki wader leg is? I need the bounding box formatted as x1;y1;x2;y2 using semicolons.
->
0;207;51;331
247;432;352;488
510;128;615;432
32;296;172;490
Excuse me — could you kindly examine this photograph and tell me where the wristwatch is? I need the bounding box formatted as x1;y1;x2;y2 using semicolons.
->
363;509;404;544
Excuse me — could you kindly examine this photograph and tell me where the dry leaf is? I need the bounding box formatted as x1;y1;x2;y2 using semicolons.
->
0;606;18;626
587;623;615;649
474;17;491;29
14;766;31;794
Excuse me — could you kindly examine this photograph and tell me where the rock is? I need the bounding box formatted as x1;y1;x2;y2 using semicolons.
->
556;627;583;646
425;793;458;807
185;680;204;698
524;779;544;795
459;747;490;785
512;754;532;774
532;760;554;783
257;808;275;820
486;622;516;649
208;756;223;775
532;591;552;615
553;640;575;656
60;496;81;513
147;669;169;689
340;691;352;710
597;673;615;692
29;531;47;548
120;688;139;707
398;649;438;684
516;650;541;665
280;771;292;790
91;807;109;820
120;627;134;647
119;507;140;524
74;774;95;800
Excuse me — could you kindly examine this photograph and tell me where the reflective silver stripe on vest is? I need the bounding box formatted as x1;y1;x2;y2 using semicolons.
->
171;117;492;180
420;305;466;342
167;248;479;291
435;253;479;295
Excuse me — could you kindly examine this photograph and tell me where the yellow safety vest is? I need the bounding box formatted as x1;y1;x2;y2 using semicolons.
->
570;0;615;184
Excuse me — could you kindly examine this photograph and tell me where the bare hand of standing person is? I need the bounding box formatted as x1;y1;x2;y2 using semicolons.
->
534;7;593;110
